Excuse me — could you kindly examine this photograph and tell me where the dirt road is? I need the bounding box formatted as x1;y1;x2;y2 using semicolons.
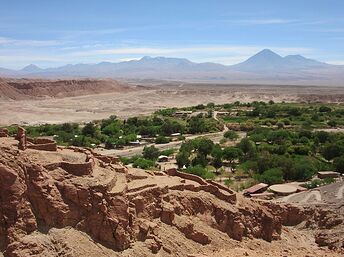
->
96;130;245;157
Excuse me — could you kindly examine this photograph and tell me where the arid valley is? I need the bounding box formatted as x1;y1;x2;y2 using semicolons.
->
1;79;344;126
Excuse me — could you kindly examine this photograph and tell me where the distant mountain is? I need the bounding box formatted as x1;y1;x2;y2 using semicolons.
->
231;49;329;71
21;64;42;73
0;49;343;86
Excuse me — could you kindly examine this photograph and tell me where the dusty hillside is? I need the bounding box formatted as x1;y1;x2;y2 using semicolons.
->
0;136;343;257
0;78;132;100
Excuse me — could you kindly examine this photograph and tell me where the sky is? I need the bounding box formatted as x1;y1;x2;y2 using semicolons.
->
1;0;344;69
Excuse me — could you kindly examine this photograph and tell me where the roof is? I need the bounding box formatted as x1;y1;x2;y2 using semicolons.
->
244;183;269;194
269;184;297;195
285;182;308;192
318;171;340;175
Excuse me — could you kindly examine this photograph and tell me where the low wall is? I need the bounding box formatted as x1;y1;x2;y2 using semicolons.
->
93;153;120;164
207;180;235;194
44;157;95;176
27;143;57;151
166;168;207;185
166;168;236;204
60;161;94;176
27;137;57;152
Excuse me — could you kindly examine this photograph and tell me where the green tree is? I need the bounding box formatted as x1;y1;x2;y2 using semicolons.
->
82;122;96;137
327;120;337;127
223;147;242;170
155;136;170;144
192;153;208;167
133;158;155;169
224;130;239;140
194;138;214;156
322;143;344;161
238;138;256;159
102;122;120;136
319;106;332;113
176;151;190;168
185;165;215;179
256;168;284;185
314;131;330;143
143;145;160;160
334;156;344;174
293;162;316;181
188;117;206;134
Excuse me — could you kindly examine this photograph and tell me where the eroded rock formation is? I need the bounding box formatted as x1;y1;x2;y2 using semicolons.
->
0;135;342;256
0;128;8;138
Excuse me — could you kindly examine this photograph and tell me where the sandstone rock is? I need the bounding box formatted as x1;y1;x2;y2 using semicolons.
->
0;141;342;256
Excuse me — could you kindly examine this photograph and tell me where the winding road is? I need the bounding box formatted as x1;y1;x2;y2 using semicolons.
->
96;112;244;157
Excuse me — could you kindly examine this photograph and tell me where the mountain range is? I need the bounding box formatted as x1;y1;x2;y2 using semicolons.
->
1;49;343;86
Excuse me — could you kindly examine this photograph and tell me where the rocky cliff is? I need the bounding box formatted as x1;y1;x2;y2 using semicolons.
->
0;136;342;257
0;78;132;100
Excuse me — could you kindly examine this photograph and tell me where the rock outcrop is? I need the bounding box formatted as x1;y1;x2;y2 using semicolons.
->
0;78;132;100
0;128;8;137
0;136;342;256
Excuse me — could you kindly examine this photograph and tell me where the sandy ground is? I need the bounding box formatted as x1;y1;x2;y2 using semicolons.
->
1;83;344;126
281;180;344;205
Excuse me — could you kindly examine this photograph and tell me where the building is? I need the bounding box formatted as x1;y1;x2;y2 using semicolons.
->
243;183;268;196
158;155;169;162
318;171;340;179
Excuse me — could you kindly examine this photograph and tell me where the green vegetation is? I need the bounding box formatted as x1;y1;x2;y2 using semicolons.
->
185;165;215;179
223;130;239;140
303;178;335;189
171;101;344;185
11;101;344;186
20;111;221;149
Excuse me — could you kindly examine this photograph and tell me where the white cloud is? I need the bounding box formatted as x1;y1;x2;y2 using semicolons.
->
235;19;297;25
0;37;62;47
118;57;140;62
71;45;312;58
327;60;344;65
0;43;315;68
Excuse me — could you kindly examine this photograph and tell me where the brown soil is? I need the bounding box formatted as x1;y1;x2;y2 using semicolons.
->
1;80;344;126
0;78;132;100
0;136;342;257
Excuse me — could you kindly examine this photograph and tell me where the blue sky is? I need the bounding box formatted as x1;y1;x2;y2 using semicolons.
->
1;0;344;68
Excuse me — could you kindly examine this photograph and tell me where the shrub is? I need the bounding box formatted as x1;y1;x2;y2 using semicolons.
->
303;178;335;189
327;120;337;127
82;122;97;137
224;130;239;140
155;135;170;144
319;106;332;113
293;161;316;181
133;158;155;169
322;143;344;160
160;149;175;156
334;155;344;174
143;145;160;160
185;165;215;179
176;151;191;168
256;168;284;185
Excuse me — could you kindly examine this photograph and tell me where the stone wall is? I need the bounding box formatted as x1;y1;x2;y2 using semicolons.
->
44;156;95;176
166;168;236;204
207;180;236;194
166;168;207;185
27;137;57;152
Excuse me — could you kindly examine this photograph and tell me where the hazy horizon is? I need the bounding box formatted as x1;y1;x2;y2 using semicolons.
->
1;0;344;69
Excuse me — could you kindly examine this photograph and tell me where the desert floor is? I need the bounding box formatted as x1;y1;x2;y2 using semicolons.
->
1;83;343;125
